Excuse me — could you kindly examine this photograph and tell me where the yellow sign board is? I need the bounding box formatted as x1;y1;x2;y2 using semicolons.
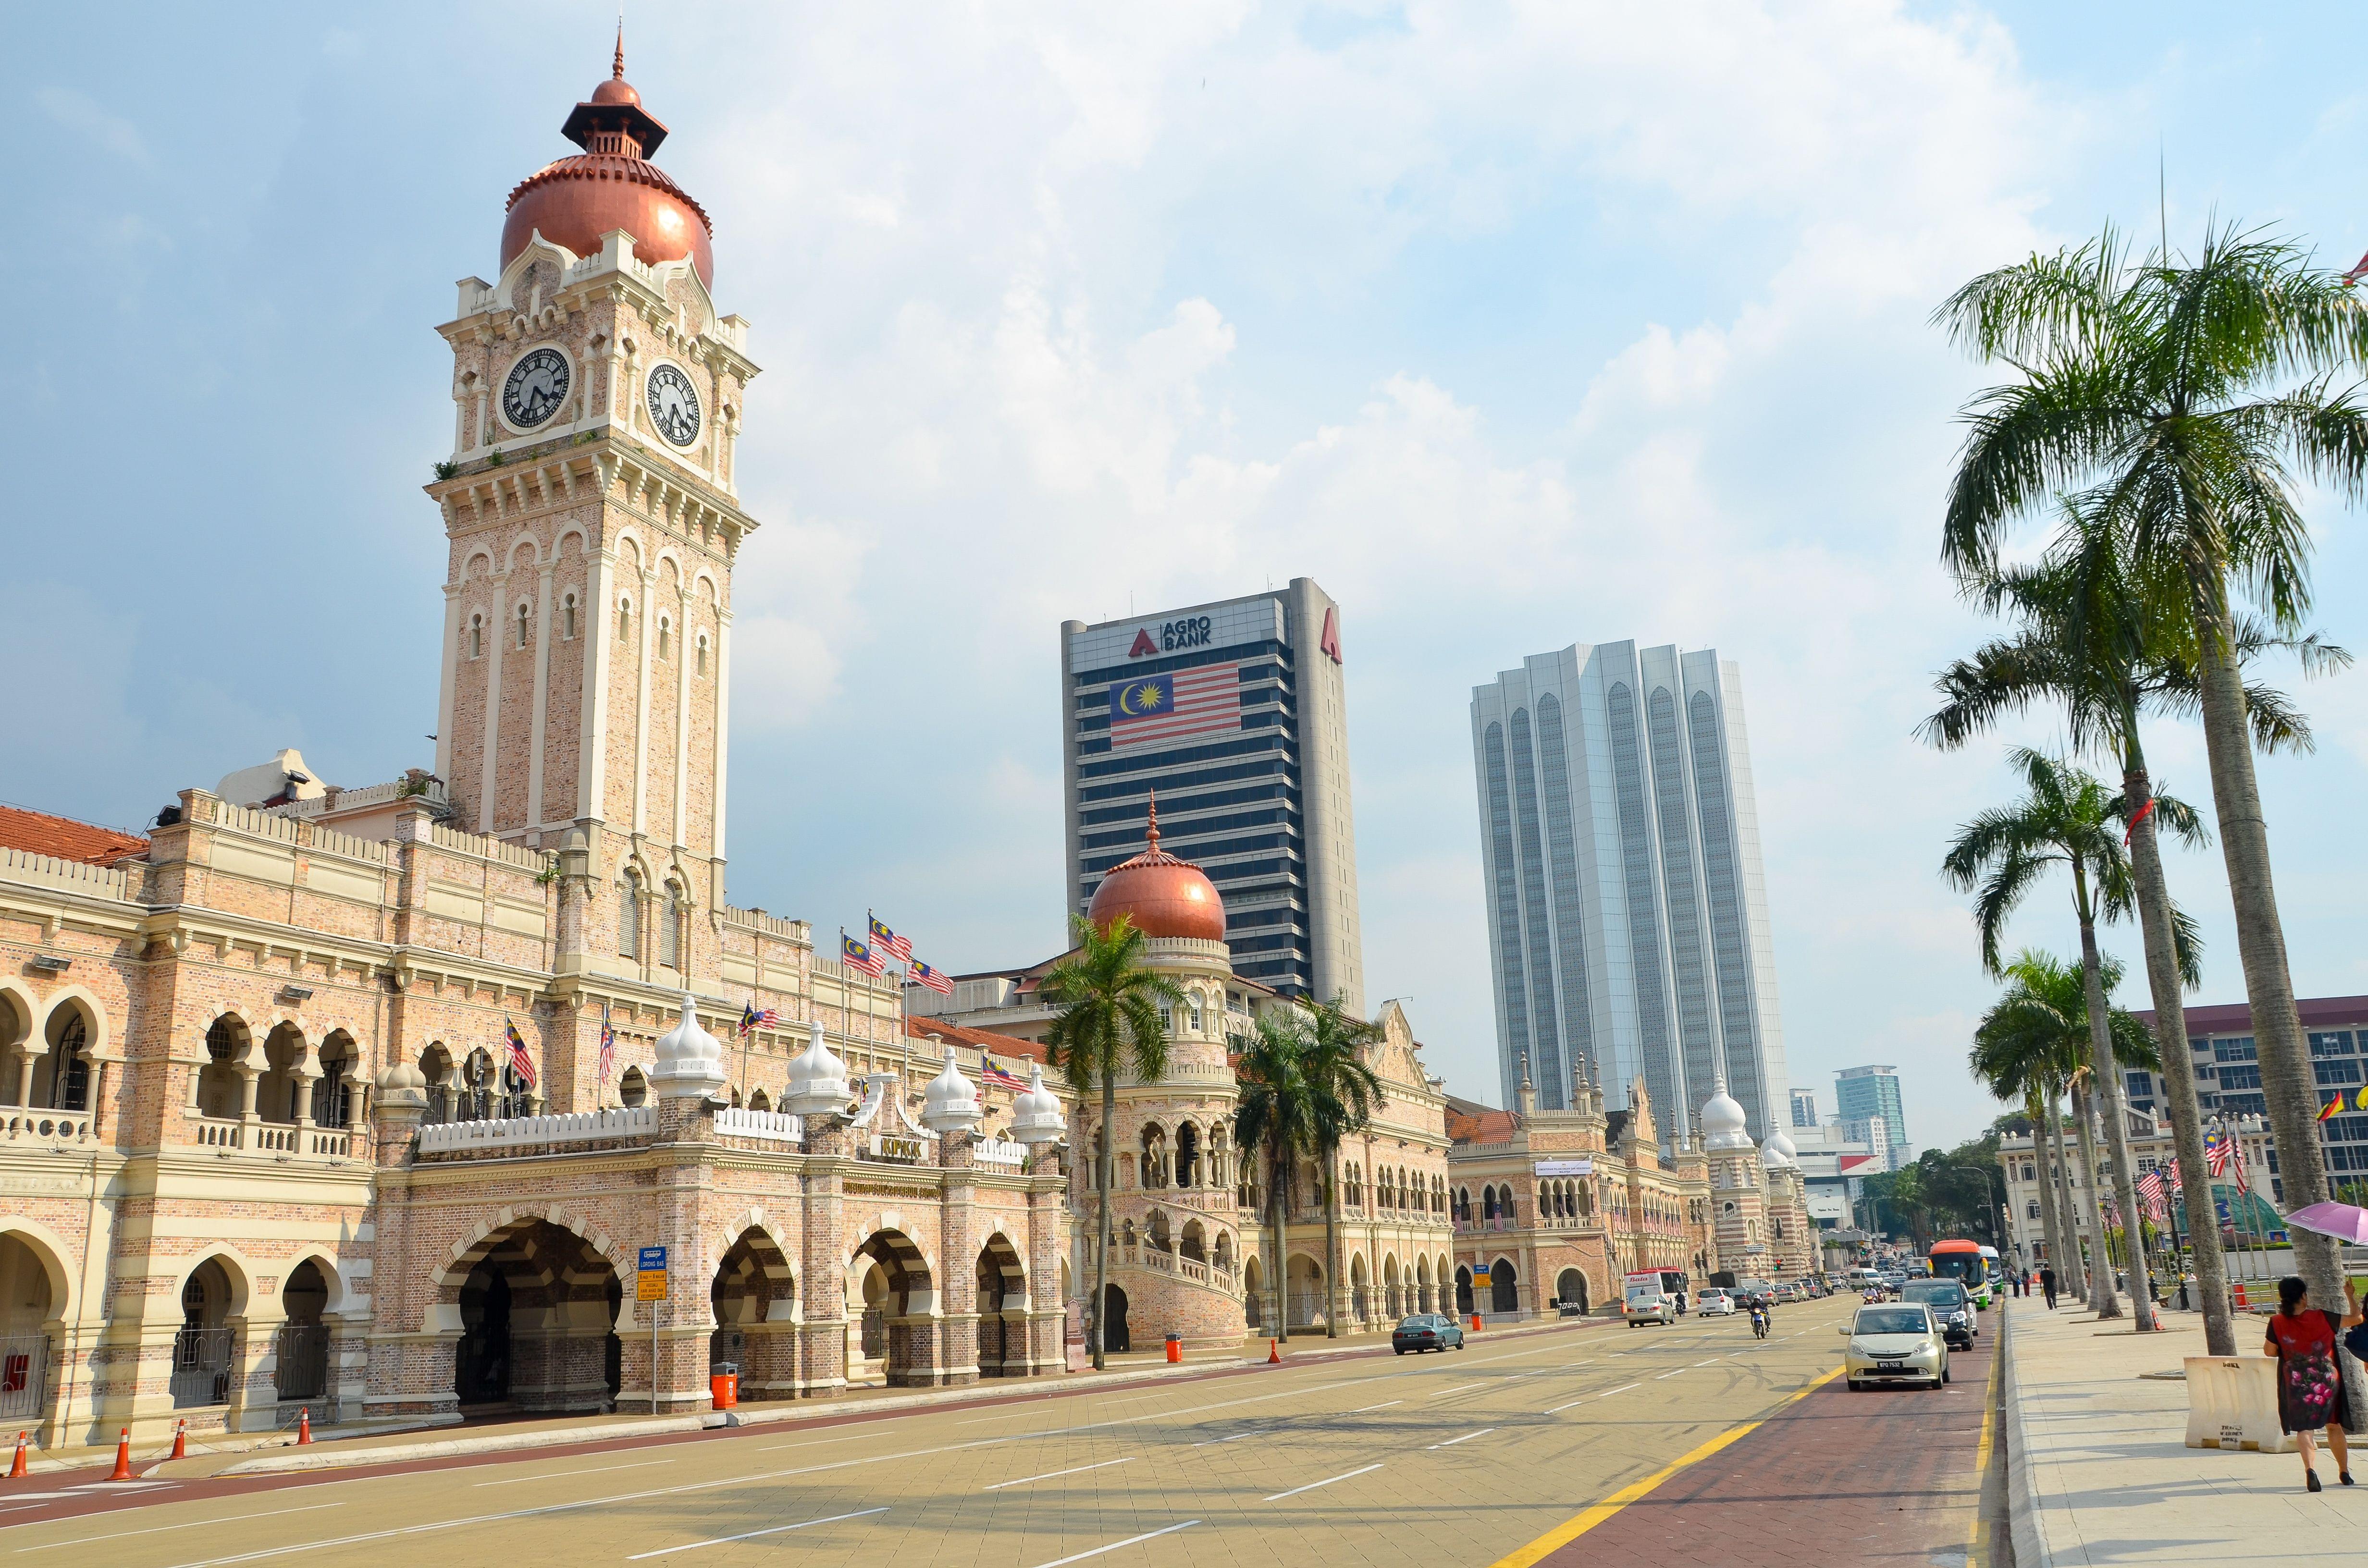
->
637;1270;668;1302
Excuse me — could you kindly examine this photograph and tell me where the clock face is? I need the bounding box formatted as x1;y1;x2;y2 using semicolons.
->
502;347;570;430
645;364;702;447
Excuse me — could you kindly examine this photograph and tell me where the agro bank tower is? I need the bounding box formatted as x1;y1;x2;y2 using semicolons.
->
1470;642;1788;1144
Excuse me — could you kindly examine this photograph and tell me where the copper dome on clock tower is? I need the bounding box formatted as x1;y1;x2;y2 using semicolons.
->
500;33;715;288
1085;796;1229;942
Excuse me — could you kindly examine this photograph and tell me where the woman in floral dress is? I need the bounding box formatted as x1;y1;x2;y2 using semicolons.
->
2265;1274;2364;1492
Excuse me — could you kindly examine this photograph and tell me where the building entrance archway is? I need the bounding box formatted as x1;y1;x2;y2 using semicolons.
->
975;1234;1026;1378
1555;1268;1589;1314
1454;1265;1475;1317
0;1231;62;1424
1099;1283;1130;1353
850;1229;939;1387
712;1227;797;1403
442;1218;622;1415
1490;1259;1519;1314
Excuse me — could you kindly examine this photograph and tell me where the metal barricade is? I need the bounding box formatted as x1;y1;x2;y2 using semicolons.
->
0;1334;47;1421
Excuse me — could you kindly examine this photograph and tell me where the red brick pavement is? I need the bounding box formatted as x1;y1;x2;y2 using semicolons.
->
1526;1324;1998;1568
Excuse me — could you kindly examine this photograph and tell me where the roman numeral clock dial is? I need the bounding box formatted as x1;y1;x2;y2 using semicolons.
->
645;363;702;447
501;346;571;429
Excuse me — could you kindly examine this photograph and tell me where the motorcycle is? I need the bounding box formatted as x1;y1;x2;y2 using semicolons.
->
1749;1307;1770;1340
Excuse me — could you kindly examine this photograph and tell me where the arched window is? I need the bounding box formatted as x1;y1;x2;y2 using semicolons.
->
46;1011;91;1111
1187;996;1203;1031
618;1066;648;1107
469;614;484;659
516;602;531;649
659;880;683;968
617;596;632;641
657;616;671;662
619;871;642;959
562;593;578;640
696;634;709;676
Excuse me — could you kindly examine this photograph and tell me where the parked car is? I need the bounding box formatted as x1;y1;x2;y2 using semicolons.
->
1697;1287;1739;1317
1771;1282;1799;1303
1841;1304;1950;1390
1901;1281;1976;1348
1624;1290;1677;1327
1392;1313;1466;1354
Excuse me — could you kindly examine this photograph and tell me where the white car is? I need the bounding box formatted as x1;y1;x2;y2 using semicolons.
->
1624;1291;1677;1327
1696;1288;1738;1317
1840;1303;1950;1390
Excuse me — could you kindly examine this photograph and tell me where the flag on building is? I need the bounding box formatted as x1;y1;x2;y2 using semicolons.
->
504;1015;537;1089
2357;1085;2368;1112
2206;1134;2232;1177
597;1002;616;1089
740;1002;780;1037
2137;1169;2166;1205
1108;662;1243;747
909;959;954;996
842;934;888;977
2320;1096;2346;1123
868;915;913;963
982;1059;1027;1091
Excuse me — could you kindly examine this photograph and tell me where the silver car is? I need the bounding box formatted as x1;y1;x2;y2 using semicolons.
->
1840;1303;1949;1390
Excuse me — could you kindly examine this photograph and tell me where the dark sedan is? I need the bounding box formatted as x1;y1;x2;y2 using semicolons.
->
1392;1313;1466;1354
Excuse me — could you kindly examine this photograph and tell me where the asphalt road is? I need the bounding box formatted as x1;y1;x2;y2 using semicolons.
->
0;1296;1999;1568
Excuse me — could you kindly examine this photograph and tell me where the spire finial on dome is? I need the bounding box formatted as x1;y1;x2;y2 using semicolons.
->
1145;788;1160;851
615;9;626;78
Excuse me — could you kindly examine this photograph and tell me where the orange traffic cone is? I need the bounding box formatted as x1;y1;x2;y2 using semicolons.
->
296;1409;311;1445
109;1428;131;1482
1470;1313;1482;1332
1267;1338;1281;1364
8;1432;25;1479
170;1420;186;1460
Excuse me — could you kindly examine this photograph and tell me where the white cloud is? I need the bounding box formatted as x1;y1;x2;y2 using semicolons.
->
35;86;147;164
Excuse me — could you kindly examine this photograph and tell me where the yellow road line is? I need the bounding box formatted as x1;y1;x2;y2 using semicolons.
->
1968;1339;2003;1568
1485;1364;1846;1568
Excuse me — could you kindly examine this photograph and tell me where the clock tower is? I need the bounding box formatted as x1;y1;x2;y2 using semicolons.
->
426;40;759;979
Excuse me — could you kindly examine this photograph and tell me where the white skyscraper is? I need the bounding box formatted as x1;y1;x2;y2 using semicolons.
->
1469;642;1789;1142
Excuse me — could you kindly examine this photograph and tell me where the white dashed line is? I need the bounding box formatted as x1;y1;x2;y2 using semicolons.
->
1425;1428;1496;1450
984;1458;1135;1492
475;1458;676;1487
1264;1463;1383;1501
1599;1383;1641;1397
1026;1521;1200;1568
1428;1382;1489;1397
15;1503;344;1553
1349;1400;1403;1413
624;1506;888;1559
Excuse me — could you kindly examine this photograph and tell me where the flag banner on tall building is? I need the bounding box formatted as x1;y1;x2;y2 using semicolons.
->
841;934;888;977
868;915;913;963
1108;663;1242;747
909;959;954;996
982;1059;1027;1091
740;1002;780;1036
504;1015;537;1088
597;1002;616;1089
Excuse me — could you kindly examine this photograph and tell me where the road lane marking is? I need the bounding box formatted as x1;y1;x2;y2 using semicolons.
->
1542;1397;1591;1414
14;1502;343;1552
1349;1400;1402;1412
1426;1428;1496;1450
1696;1359;1721;1366
1485;1365;1847;1568
1027;1520;1199;1568
984;1458;1135;1492
1264;1463;1382;1501
1191;1427;1274;1447
624;1506;887;1559
1597;1384;1641;1397
1429;1382;1489;1397
1653;1369;1687;1379
474;1458;677;1487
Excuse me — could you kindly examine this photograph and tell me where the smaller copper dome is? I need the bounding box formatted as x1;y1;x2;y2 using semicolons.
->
1085;796;1228;943
590;77;641;107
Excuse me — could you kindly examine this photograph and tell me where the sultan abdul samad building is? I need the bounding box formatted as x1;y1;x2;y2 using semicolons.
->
0;47;1796;1453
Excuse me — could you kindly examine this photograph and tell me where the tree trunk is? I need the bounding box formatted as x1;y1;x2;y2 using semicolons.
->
1322;1151;1341;1338
2122;751;2236;1353
2051;1084;2091;1301
2072;880;2151;1326
2070;1079;2112;1311
1092;1077;1114;1372
2030;1090;2069;1292
1270;1147;1291;1344
2190;583;2343;1309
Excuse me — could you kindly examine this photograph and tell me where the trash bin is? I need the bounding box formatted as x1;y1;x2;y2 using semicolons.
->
710;1362;739;1410
1165;1334;1182;1364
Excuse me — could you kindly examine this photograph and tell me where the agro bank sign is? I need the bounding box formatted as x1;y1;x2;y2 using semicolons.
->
1534;1159;1593;1177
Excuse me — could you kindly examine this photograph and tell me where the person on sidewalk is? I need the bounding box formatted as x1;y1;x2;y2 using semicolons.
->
2265;1274;2364;1493
2040;1265;2058;1309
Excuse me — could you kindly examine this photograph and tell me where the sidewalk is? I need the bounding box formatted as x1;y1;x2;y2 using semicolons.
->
2003;1294;2368;1565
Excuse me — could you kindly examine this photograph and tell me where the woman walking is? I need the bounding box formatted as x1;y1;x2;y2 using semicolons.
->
2265;1275;2364;1491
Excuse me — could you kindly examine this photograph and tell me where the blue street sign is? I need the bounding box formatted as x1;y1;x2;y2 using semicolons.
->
639;1246;667;1272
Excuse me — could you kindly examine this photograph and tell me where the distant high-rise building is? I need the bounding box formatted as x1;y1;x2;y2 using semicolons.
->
1468;641;1788;1142
1061;579;1363;1011
1835;1066;1907;1162
1790;1089;1818;1129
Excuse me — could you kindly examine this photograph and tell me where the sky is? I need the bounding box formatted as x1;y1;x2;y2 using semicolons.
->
10;2;2368;1156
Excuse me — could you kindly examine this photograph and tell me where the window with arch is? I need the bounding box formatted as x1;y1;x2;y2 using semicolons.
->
657;616;672;662
562;592;578;640
45;1010;91;1111
696;633;709;676
659;880;684;968
619;870;642;959
468;613;484;659
516;602;531;649
618;596;633;641
1187;996;1203;1031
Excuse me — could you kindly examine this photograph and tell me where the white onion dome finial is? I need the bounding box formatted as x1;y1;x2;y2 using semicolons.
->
1767;1127;1800;1165
780;1019;852;1116
375;1056;427;1109
1699;1073;1753;1152
921;1048;982;1135
1009;1061;1068;1147
650;992;725;1096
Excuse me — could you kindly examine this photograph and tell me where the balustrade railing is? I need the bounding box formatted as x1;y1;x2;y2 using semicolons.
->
1;1112;95;1146
417;1105;657;1154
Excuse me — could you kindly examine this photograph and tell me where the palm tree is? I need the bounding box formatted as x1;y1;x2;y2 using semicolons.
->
1233;1009;1320;1343
1039;914;1180;1370
1295;995;1386;1336
1936;222;2368;1310
1920;502;2341;1350
1942;751;2197;1325
1973;950;2161;1300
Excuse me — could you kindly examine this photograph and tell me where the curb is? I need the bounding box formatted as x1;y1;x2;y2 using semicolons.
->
211;1312;1611;1476
2000;1304;2055;1568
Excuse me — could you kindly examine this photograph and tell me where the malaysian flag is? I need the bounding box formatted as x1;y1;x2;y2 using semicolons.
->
842;933;887;977
2137;1169;2166;1205
869;915;914;964
740;1002;780;1037
1108;662;1242;747
504;1014;537;1089
597;1002;616;1089
982;1059;1027;1091
909;959;954;997
2206;1133;2233;1177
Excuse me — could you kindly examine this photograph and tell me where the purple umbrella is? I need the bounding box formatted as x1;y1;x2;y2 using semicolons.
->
2282;1201;2368;1244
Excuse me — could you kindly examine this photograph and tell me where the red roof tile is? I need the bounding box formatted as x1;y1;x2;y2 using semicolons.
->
1447;1104;1521;1145
907;1015;1050;1066
0;803;149;866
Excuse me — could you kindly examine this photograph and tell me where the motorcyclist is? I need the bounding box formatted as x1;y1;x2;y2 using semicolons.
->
1748;1298;1770;1338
